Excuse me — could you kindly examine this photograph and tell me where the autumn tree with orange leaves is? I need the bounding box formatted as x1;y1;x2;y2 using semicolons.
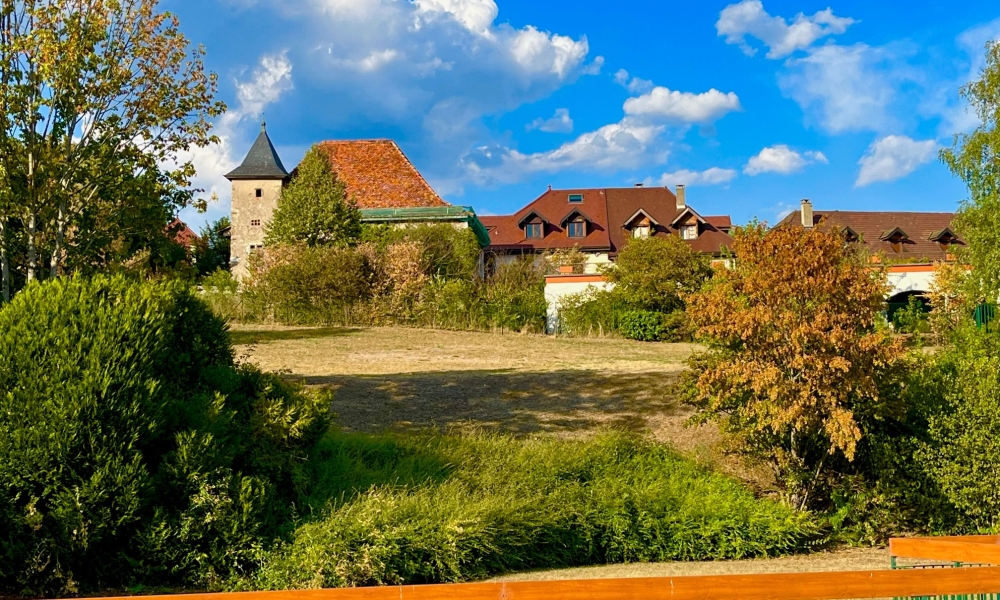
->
685;224;908;510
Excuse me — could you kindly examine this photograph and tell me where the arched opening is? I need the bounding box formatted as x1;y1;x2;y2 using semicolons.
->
886;291;931;331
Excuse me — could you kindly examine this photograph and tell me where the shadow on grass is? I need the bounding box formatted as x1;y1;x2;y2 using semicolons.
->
229;326;362;346
302;369;687;437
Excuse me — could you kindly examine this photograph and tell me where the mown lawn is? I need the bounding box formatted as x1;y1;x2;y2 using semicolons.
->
232;325;722;455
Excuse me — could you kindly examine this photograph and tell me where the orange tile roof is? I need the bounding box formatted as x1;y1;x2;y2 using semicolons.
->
315;140;448;209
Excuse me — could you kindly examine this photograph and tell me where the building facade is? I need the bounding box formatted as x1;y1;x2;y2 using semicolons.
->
225;130;489;279
778;199;962;306
481;183;735;331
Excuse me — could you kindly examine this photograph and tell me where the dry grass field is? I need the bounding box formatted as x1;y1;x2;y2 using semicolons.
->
233;325;720;454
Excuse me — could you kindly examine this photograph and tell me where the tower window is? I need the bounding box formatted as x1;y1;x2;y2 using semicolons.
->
255;188;262;198
251;219;261;227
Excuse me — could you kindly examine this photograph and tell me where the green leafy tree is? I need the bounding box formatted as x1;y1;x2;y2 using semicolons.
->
941;40;1000;303
0;0;224;293
265;146;361;247
194;217;232;276
605;235;712;313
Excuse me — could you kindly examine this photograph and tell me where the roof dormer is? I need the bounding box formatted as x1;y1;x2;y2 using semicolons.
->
929;227;963;248
623;208;660;239
518;210;548;240
880;227;911;253
560;209;592;239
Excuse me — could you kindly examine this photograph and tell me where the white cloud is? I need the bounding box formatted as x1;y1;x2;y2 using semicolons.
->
414;0;499;37
464;119;664;185
654;167;738;188
614;69;654;94
717;0;855;59
855;135;937;187
175;52;294;226
779;43;916;134
526;108;573;133
744;144;827;175
623;86;742;123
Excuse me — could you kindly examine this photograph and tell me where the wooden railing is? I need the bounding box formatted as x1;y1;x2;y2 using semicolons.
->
76;536;1000;600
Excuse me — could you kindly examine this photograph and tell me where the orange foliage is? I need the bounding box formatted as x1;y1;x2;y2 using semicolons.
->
685;225;907;505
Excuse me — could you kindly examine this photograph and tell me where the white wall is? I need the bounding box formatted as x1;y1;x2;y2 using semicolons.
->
544;276;614;333
886;268;936;298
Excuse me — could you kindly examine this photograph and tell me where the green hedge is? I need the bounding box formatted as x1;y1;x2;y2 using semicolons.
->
0;276;328;596
250;432;819;589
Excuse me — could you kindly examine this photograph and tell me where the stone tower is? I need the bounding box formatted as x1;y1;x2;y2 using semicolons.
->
225;122;290;280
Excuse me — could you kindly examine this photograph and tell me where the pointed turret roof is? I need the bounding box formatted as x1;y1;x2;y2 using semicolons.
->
225;122;289;180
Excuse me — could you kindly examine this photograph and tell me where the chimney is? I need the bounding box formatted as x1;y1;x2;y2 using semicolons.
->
675;184;686;210
801;199;813;229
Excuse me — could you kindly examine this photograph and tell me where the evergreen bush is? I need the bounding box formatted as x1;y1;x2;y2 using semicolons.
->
0;275;327;596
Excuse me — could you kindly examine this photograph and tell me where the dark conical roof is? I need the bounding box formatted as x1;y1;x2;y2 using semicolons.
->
225;122;289;180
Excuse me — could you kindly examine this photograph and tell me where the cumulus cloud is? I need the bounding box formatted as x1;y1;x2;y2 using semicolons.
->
743;144;827;175
614;69;654;94
654;167;738;188
716;0;855;59
855;135;937;187
464;74;740;185
526;108;574;133
175;52;294;225
623;86;742;123
464;119;664;185
779;43;917;134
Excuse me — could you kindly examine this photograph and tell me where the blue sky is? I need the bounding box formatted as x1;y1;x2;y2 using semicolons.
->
169;0;1000;230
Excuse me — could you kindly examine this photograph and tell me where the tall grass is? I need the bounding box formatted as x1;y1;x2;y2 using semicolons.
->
248;432;819;589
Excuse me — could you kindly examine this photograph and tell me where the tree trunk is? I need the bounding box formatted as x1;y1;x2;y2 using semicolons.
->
51;197;64;278
26;152;36;283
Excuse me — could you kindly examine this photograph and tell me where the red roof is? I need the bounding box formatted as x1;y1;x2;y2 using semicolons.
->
316;140;447;209
777;210;961;262
483;186;733;256
167;219;198;247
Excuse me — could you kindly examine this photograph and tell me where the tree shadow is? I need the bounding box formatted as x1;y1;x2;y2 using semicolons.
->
301;369;691;438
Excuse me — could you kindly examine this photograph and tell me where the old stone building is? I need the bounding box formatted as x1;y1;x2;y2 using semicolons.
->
224;122;290;280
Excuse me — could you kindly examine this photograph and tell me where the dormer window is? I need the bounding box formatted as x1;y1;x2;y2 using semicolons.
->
682;224;698;240
567;220;586;238
568;194;583;203
623;209;659;240
525;223;543;239
930;228;962;250
633;225;650;239
879;227;910;254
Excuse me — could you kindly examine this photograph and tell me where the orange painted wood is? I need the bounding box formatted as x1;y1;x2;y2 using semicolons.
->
890;536;1000;563
544;274;605;284
84;566;1000;600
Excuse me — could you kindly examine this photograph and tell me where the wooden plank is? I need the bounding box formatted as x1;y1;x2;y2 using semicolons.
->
88;566;1000;600
891;536;1000;563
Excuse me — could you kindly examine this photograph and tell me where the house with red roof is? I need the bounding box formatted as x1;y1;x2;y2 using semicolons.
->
777;199;962;310
225;126;488;279
481;183;733;271
482;183;734;331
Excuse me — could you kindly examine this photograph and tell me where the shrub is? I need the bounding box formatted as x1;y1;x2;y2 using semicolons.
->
0;275;327;596
620;310;665;341
362;224;481;281
250;432;819;589
556;289;625;336
479;257;547;332
685;225;908;510
246;244;374;325
605;236;711;313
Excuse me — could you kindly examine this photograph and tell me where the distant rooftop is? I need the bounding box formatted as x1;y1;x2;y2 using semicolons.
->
225;122;289;180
